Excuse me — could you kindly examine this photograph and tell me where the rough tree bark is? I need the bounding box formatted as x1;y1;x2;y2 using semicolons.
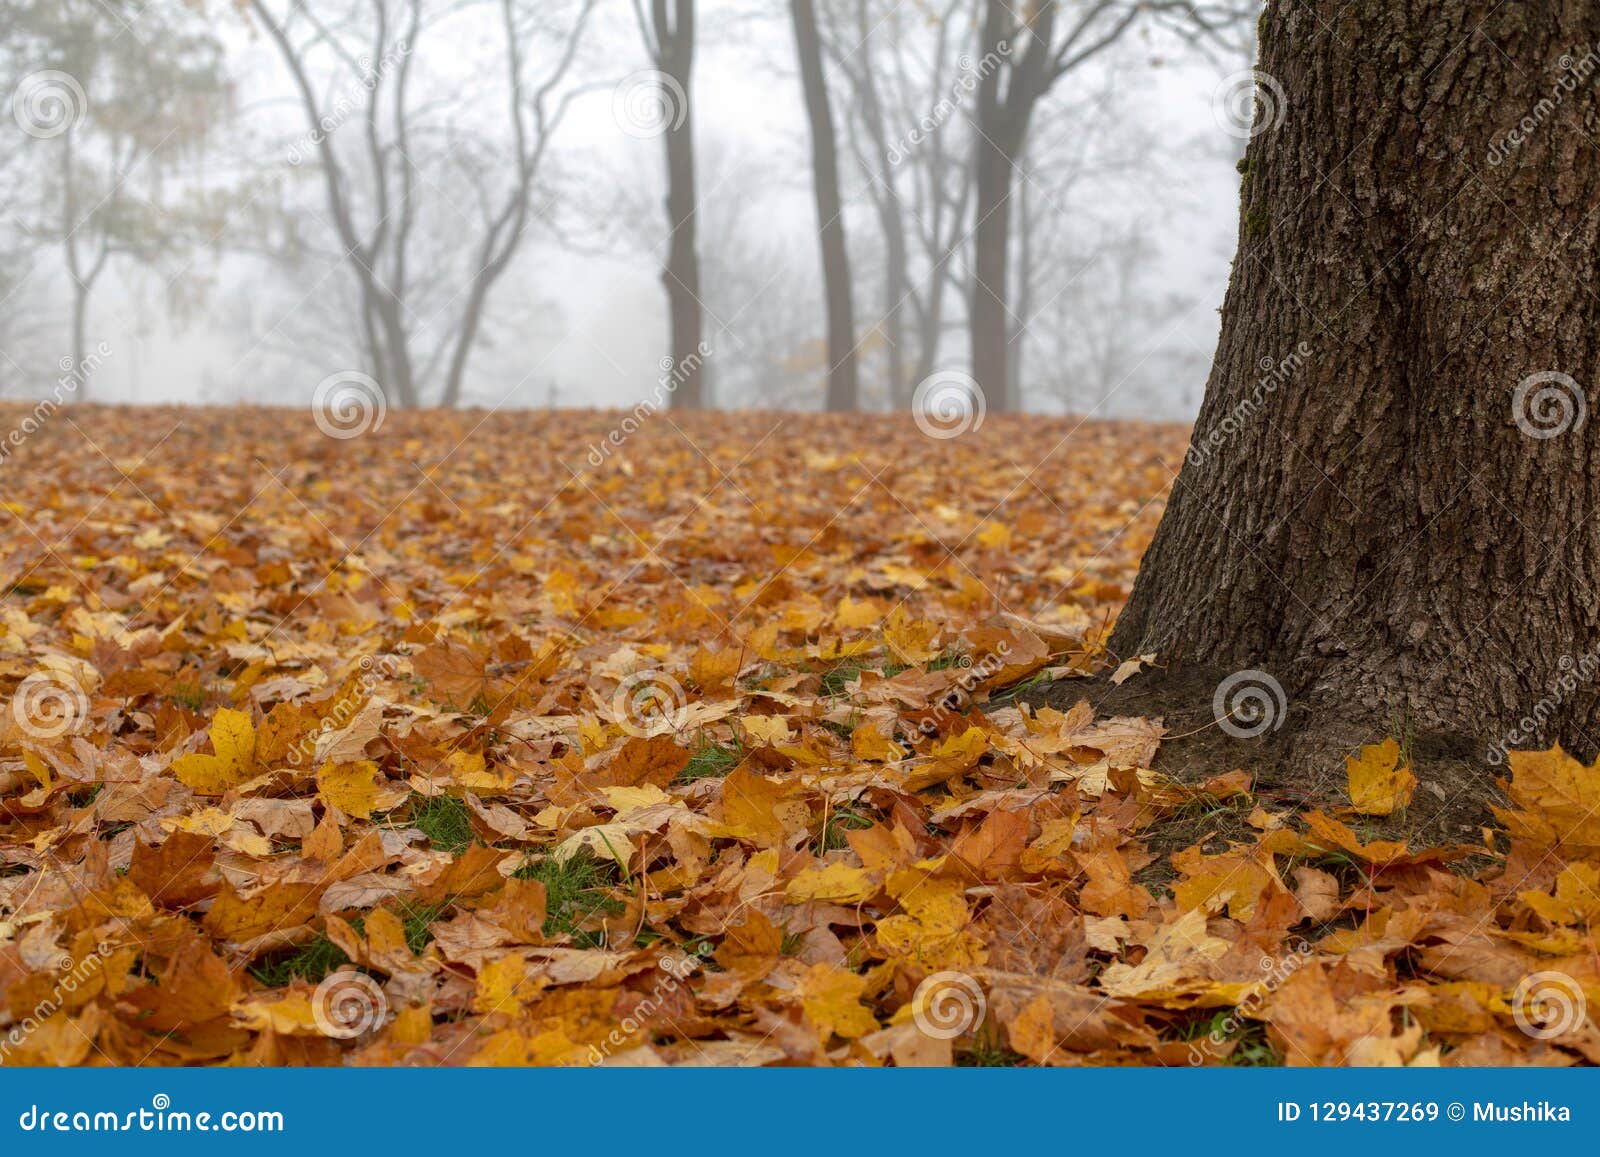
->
1111;0;1600;759
791;0;859;412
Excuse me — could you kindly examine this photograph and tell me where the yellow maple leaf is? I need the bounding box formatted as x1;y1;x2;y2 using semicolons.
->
785;862;879;904
1496;746;1600;855
876;866;985;968
171;707;257;794
474;954;533;1016
795;962;878;1040
316;760;381;820
882;606;941;665
851;721;905;762
1345;738;1416;815
1521;862;1600;926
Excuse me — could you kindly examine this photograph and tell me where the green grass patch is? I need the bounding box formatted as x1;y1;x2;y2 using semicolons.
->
1179;1011;1281;1066
412;793;475;854
247;935;349;987
958;1024;1025;1067
817;803;873;853
513;851;624;947
392;898;450;954
819;661;868;697
677;740;742;783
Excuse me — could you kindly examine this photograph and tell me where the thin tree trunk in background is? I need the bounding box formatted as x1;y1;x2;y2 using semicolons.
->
847;0;908;407
662;103;704;408
1010;160;1033;409
791;0;858;412
1112;0;1600;762
970;0;1026;413
653;0;705;409
69;286;88;393
970;129;1017;411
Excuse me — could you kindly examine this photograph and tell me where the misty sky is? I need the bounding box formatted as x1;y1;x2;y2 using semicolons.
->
5;2;1250;419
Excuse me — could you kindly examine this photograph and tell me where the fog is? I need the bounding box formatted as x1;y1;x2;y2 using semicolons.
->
0;0;1257;419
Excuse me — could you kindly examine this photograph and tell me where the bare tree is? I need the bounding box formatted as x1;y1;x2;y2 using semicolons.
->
248;0;594;408
790;0;858;411
970;0;1246;411
3;0;227;393
825;0;977;408
633;0;704;408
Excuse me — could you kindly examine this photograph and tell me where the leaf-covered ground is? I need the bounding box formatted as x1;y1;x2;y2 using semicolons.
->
1;406;1596;1067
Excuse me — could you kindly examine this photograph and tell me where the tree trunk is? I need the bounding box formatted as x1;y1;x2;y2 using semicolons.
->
970;126;1017;414
970;0;1028;414
791;0;858;412
880;198;910;409
660;4;705;410
1010;159;1033;410
1111;0;1600;759
70;284;89;399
